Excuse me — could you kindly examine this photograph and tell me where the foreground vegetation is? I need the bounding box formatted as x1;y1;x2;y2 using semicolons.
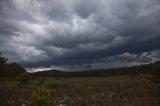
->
0;76;160;106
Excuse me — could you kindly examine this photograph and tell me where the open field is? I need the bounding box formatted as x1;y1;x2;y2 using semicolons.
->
0;76;160;106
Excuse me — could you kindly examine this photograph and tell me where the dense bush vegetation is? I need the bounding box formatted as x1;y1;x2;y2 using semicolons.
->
32;86;52;106
151;62;160;79
147;62;160;83
0;52;26;78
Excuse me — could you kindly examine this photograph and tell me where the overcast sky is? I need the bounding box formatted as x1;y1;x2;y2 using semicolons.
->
0;0;160;71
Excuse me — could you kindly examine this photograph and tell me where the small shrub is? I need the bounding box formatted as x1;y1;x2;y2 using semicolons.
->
146;74;159;83
28;79;36;84
48;83;67;89
38;79;45;85
32;86;52;106
19;72;31;86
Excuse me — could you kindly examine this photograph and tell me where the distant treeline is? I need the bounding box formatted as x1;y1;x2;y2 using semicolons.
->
31;61;160;77
1;50;159;78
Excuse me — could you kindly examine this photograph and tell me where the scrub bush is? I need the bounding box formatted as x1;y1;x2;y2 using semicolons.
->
32;86;52;106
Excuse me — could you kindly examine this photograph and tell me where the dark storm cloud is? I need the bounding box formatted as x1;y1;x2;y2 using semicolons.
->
0;0;160;70
91;49;160;70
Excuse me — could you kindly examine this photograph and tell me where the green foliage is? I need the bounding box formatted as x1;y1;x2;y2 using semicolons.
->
151;62;160;79
146;74;159;83
0;76;19;81
19;72;31;86
48;83;67;89
147;62;160;83
32;86;52;106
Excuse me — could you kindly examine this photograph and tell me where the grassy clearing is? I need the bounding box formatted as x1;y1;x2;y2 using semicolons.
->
0;76;160;106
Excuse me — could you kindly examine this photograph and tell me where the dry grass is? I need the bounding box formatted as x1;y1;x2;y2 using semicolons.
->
0;76;160;106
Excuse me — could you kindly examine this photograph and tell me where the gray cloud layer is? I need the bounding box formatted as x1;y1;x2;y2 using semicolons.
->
0;0;160;70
